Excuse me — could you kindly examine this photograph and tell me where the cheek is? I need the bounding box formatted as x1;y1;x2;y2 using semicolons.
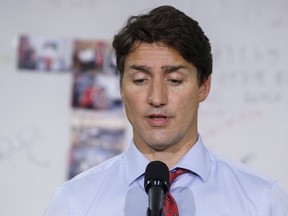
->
173;87;199;105
122;91;143;114
172;90;199;118
178;100;196;116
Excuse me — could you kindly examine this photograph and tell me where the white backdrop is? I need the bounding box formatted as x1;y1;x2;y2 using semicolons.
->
0;0;287;215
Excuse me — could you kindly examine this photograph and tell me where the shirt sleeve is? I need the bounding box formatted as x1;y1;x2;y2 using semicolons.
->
44;186;72;216
268;182;288;216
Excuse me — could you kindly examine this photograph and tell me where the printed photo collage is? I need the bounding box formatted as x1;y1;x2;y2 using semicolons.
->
17;35;126;179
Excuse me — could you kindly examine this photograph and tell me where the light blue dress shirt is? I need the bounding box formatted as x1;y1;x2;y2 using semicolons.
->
45;136;288;215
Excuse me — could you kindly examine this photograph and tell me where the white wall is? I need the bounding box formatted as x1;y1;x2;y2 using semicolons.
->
0;0;287;215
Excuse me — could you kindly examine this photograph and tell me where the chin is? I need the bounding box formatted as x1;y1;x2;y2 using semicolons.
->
147;141;173;151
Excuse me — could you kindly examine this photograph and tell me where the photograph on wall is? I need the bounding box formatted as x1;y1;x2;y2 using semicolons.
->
68;39;126;179
17;34;73;72
71;39;117;74
68;109;126;179
71;39;121;110
71;72;122;111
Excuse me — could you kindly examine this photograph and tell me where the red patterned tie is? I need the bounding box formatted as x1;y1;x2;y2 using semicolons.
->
163;168;187;216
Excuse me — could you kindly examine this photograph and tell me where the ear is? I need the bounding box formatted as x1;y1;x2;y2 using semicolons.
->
120;85;124;100
199;75;211;102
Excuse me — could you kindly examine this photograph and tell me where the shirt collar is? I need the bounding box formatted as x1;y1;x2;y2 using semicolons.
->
172;135;211;182
124;140;150;186
123;135;211;186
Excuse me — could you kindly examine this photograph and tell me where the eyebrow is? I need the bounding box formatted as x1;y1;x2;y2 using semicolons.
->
128;64;151;73
128;64;187;73
161;65;187;73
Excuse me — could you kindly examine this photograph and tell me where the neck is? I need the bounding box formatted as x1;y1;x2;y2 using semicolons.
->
145;151;185;169
135;134;198;169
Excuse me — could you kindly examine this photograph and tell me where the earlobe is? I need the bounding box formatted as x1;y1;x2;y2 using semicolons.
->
199;75;211;102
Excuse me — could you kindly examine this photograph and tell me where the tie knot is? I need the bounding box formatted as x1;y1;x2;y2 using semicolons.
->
169;168;187;185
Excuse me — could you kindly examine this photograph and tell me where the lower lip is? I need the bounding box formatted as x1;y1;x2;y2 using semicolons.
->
147;117;169;127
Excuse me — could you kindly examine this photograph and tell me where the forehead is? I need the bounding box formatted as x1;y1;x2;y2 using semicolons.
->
122;42;198;81
125;42;187;66
129;42;179;56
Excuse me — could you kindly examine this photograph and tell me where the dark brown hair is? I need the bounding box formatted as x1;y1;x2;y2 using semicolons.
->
113;5;212;85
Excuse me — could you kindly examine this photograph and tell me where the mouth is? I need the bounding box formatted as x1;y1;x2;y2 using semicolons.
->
148;114;168;120
146;113;170;126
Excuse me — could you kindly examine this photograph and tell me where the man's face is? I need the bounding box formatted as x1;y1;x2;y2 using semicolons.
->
121;43;210;153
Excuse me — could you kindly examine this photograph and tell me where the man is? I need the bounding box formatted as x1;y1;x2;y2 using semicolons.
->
45;5;288;215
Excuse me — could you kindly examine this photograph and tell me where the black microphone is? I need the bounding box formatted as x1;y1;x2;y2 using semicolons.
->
144;161;170;216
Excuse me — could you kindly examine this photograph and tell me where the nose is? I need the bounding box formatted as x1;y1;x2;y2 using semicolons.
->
147;79;168;107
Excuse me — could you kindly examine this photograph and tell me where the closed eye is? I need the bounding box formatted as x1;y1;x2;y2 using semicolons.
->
168;79;183;85
133;79;147;85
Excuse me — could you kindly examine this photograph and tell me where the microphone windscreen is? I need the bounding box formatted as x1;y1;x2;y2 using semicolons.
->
144;161;170;189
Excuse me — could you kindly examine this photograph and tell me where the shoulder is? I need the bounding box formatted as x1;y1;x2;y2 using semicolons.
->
212;154;288;214
209;151;277;192
45;153;127;215
67;153;125;188
57;152;126;204
207;152;288;213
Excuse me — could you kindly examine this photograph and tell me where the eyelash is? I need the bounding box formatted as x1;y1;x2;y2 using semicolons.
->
168;79;182;85
133;78;183;85
133;79;146;85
